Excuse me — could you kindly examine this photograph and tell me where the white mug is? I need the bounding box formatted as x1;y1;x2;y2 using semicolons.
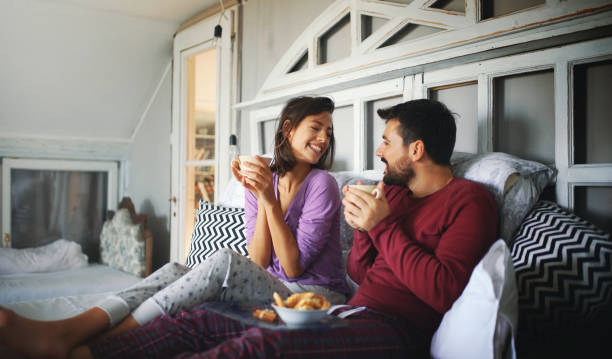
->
236;155;272;176
238;155;272;166
348;184;382;199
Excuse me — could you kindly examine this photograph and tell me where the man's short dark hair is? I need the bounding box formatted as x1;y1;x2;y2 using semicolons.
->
377;99;456;166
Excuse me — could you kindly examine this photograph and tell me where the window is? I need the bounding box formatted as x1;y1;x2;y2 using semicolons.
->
330;105;355;172
365;96;404;171
430;81;478;153
2;158;117;260
318;14;351;65
573;59;612;164
493;70;555;165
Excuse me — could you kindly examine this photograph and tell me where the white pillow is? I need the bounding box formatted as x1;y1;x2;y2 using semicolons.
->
0;238;88;274
431;239;518;359
218;177;245;208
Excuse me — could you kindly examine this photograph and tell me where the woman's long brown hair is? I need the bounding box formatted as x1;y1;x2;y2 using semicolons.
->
270;96;335;176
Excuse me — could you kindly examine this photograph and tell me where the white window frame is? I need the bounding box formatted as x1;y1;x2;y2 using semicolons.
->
250;36;612;211
1;158;118;245
421;36;612;209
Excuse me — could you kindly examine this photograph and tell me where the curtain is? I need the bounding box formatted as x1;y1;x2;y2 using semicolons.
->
10;169;107;262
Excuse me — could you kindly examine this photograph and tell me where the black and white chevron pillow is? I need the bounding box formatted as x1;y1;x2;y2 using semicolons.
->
511;201;612;334
185;201;248;268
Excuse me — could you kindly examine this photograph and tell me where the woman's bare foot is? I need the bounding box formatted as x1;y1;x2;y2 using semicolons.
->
0;308;69;359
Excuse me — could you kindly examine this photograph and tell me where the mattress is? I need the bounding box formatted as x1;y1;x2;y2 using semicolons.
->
0;264;141;305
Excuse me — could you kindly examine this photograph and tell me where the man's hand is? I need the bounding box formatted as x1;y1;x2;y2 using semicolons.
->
342;181;390;232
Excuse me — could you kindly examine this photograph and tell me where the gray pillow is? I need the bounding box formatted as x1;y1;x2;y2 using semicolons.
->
451;152;556;245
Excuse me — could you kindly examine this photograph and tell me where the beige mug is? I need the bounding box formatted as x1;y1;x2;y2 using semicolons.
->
348;184;382;199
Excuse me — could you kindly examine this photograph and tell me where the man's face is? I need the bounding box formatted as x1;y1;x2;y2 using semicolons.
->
375;119;415;187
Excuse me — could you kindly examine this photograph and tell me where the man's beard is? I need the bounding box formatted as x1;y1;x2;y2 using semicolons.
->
382;158;414;187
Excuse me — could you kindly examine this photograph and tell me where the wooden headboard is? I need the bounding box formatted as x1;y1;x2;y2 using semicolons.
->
107;197;153;276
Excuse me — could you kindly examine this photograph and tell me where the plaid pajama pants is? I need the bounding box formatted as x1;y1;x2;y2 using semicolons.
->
89;305;429;359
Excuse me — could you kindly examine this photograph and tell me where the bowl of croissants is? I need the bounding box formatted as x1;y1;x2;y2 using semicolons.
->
271;292;331;326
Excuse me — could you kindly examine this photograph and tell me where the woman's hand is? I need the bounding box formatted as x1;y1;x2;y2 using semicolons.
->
230;157;244;182
240;156;275;204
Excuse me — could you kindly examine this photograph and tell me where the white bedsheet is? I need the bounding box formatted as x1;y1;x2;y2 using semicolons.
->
3;292;112;320
0;264;141;304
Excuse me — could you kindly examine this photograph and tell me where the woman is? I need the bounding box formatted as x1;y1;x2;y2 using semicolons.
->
0;96;348;359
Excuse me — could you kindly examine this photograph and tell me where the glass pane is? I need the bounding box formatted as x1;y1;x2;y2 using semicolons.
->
574;186;612;234
10;169;107;261
330;106;354;172
430;82;478;153
493;70;555;165
482;0;545;19
259;119;278;154
361;15;388;42
430;0;465;12
573;59;612;164
379;23;443;49
288;51;308;73
318;14;351;65
184;165;215;259
366;96;404;171
187;48;217;162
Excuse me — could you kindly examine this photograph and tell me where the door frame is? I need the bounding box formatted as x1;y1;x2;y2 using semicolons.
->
170;9;234;263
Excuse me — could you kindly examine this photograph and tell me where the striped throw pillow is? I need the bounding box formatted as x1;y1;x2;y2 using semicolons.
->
185;201;248;268
511;201;612;334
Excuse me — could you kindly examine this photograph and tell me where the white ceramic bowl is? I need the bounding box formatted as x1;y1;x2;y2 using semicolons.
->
271;304;328;326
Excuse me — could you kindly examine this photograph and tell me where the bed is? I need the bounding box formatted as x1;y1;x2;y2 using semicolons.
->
0;197;153;321
188;151;612;359
1;155;610;358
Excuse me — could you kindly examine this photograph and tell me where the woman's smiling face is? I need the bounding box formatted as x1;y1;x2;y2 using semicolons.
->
287;111;333;165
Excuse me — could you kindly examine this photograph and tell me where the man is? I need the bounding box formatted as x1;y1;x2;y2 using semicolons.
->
343;99;497;337
77;99;498;358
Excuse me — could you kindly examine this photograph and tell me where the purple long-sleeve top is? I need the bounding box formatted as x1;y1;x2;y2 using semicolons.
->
245;168;349;296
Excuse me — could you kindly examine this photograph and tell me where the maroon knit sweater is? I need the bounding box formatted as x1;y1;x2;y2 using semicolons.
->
347;178;498;335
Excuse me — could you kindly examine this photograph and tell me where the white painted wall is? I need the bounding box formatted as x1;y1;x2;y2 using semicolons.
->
0;0;175;139
128;69;172;268
241;0;334;102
